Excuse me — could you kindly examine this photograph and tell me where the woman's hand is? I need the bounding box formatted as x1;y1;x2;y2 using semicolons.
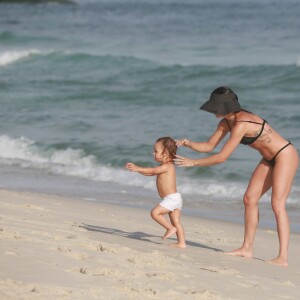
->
176;138;191;147
174;155;195;167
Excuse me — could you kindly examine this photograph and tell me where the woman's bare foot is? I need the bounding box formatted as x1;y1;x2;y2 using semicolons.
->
162;227;177;240
266;257;288;267
224;247;253;258
168;243;186;249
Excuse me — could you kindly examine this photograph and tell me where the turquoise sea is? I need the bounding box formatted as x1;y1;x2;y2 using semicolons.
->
0;0;299;231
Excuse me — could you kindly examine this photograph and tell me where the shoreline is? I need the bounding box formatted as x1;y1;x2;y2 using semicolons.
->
0;165;299;234
0;188;299;299
2;179;299;234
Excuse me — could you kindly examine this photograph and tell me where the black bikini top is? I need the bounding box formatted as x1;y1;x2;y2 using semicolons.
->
225;118;267;145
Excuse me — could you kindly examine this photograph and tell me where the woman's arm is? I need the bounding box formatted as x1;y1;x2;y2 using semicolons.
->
175;122;248;167
176;119;229;153
125;162;168;176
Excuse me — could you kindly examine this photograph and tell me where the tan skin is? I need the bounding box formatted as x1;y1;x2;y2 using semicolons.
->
175;110;299;266
126;141;186;248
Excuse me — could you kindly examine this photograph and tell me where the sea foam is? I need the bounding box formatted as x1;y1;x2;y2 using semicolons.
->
0;134;298;205
0;135;240;199
0;134;155;190
0;50;40;66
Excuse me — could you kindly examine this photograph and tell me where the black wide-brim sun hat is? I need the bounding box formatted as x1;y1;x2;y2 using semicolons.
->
200;92;241;115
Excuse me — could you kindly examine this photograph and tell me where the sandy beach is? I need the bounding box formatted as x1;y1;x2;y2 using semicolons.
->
0;188;299;300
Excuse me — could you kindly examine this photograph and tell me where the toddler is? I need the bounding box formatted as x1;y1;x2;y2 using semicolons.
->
126;137;186;248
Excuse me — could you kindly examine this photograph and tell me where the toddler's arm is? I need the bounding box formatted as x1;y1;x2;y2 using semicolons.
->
125;162;167;176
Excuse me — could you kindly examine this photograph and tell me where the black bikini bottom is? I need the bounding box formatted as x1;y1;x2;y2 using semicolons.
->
264;141;292;167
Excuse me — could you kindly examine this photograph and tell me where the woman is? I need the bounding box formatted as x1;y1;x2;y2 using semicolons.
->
175;86;298;267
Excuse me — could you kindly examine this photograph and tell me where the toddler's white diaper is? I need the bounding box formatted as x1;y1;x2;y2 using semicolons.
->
160;193;182;211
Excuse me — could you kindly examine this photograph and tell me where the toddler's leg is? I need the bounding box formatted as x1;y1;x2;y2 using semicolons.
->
169;209;186;248
151;205;177;239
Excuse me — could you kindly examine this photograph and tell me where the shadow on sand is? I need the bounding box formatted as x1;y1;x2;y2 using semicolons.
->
80;223;223;253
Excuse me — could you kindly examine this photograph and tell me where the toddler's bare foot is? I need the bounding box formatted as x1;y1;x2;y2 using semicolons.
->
266;257;288;267
168;243;186;249
224;247;253;258
162;227;177;240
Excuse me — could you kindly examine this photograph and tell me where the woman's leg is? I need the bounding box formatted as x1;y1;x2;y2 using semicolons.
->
226;158;273;258
151;205;177;239
267;145;299;266
169;209;186;248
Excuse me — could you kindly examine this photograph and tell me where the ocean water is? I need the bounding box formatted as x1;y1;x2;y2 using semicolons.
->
0;0;299;232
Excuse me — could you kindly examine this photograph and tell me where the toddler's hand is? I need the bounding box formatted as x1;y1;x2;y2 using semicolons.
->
125;162;138;172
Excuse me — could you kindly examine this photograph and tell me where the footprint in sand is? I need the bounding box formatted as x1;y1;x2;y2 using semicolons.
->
80;267;87;274
281;281;295;287
57;246;72;253
5;250;20;256
23;204;47;211
66;251;87;261
95;244;118;253
1;229;22;240
199;265;239;276
127;250;182;268
146;272;174;281
188;289;219;299
91;268;120;277
72;223;87;232
236;282;261;288
55;246;87;261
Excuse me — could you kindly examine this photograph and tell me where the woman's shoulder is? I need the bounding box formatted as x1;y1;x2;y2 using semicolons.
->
216;118;231;132
236;110;263;123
